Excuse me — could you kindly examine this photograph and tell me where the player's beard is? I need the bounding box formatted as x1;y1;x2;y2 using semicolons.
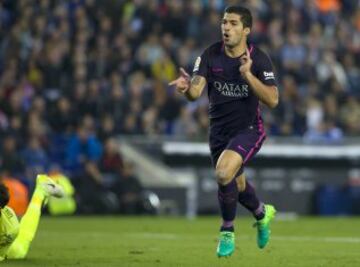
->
224;42;236;48
224;36;241;49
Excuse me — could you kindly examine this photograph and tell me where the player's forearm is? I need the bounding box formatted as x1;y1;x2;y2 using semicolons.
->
244;72;278;108
184;76;205;101
184;87;200;101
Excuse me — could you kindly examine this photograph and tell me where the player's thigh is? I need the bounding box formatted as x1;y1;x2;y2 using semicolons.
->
5;238;29;260
215;149;243;182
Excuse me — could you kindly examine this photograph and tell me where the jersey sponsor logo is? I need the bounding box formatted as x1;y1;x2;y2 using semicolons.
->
193;57;201;72
213;81;249;98
263;71;275;80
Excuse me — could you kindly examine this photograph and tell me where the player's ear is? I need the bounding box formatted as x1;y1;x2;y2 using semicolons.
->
244;27;250;35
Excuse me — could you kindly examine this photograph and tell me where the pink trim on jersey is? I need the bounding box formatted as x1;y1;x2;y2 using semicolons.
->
249;44;254;55
256;105;265;134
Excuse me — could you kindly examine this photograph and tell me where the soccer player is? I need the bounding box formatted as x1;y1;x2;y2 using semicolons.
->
0;174;64;261
169;6;278;257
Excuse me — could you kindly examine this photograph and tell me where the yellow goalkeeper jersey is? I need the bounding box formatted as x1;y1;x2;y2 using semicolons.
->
0;206;19;261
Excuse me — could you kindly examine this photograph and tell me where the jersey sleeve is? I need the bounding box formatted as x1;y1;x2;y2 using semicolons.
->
254;51;277;87
192;48;209;79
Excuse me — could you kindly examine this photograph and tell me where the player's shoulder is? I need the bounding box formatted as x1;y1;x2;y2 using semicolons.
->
250;44;272;61
202;41;224;57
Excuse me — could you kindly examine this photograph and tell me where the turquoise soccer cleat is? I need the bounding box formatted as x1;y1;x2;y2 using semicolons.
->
254;204;276;249
216;231;235;257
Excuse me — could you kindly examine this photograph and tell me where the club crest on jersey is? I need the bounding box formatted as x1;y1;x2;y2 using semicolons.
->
193;57;201;72
213;81;249;98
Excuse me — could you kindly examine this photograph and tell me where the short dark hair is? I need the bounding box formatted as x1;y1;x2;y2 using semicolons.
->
0;184;10;208
224;6;252;29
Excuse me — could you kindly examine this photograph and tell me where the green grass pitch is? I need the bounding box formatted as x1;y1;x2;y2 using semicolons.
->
4;216;360;267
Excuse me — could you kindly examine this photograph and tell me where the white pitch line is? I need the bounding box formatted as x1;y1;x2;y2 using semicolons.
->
126;233;360;244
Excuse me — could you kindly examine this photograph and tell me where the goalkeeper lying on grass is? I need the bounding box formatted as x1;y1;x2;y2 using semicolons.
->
0;174;64;261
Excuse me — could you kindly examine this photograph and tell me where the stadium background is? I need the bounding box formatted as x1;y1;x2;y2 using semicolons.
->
0;0;360;215
1;0;360;266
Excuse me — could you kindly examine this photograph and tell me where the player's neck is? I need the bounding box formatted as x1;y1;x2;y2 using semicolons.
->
224;42;247;58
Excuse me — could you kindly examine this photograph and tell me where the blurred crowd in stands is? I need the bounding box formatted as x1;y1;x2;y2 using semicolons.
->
0;0;359;207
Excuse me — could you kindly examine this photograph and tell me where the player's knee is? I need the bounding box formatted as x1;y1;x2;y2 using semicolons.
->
215;168;233;185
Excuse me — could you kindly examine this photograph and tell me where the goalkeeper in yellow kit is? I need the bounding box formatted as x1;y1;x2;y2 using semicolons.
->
0;174;64;261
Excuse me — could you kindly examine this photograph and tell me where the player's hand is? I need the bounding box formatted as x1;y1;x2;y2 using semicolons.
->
239;48;253;79
168;68;191;94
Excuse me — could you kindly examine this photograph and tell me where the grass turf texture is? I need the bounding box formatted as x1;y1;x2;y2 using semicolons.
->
5;216;360;267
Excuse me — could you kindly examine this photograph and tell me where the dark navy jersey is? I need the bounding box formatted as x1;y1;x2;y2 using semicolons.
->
193;41;277;137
